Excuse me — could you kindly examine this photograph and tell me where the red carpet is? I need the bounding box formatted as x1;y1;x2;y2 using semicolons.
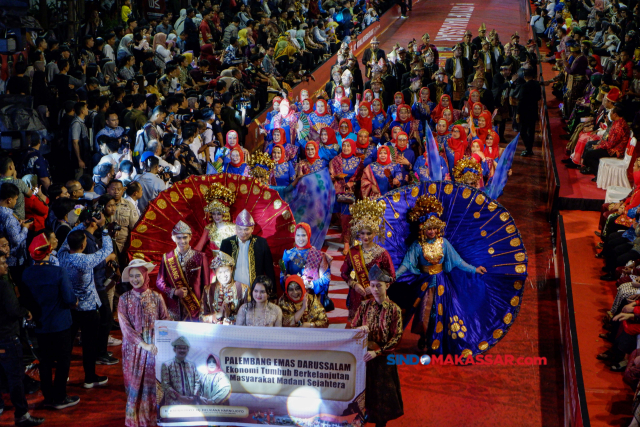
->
561;210;634;427
0;0;564;425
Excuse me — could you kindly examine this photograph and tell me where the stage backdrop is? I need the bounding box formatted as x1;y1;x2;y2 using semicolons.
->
155;321;367;426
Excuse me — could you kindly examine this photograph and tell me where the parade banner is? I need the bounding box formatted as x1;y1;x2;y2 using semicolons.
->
155;321;367;426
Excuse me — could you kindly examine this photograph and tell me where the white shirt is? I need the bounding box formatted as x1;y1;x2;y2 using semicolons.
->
103;44;115;61
155;155;181;176
454;58;463;78
484;52;492;71
124;194;140;216
234;238;251;286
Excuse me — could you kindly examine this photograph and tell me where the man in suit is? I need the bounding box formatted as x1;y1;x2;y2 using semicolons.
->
220;209;276;297
492;64;513;141
516;68;542;157
472;23;488;50
445;44;472;108
460;31;477;61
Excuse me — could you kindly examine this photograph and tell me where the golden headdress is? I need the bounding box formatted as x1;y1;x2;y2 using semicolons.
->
204;182;236;220
349;198;386;241
408;195;446;237
453;157;483;186
479;22;486;32
211;251;235;270
248;151;275;184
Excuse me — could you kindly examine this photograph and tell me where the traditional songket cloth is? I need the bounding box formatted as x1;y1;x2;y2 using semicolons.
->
414;150;430;181
280;223;332;303
194;355;231;404
389;104;424;145
297;141;328;177
278;273;329;327
394;197;478;353
356;129;378;167
337;118;358;148
156;221;210;321
265;127;298;161
412;87;436;126
371;99;388;145
160;336;200;405
361;146;403;198
308;99;337;142
318;127;340;161
386;92;405;121
200;252;248;324
350;271;403;425
269;144;297;193
330;138;363;215
435;119;452;171
223;147;250;176
329;86;347;114
118;261;170;427
341;199;396;320
336;97;358;130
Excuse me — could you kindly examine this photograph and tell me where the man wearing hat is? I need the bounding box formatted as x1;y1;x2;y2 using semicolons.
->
418;33;439;65
444;44;472;107
460;31;477;61
510;32;524;59
220;209;276;298
427;67;451;104
473;23;489;50
156;221;210;321
160;336;199;405
200;251;248;324
23;233;80;410
362;36;386;80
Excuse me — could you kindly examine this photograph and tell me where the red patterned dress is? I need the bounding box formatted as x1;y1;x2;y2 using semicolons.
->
340;244;396;320
118;289;170;427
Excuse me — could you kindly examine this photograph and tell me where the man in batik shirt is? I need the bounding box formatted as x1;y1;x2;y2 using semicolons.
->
160;336;199;405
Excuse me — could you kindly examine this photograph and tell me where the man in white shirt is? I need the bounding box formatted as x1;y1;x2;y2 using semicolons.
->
146;139;182;177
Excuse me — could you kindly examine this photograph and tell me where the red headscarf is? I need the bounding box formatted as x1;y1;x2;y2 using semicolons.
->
441;108;453;129
338;118;353;137
477;111;492;142
390;126;402;146
341;138;355;159
294;223;313;249
272;96;282;108
357;129;370;149
225;130;239;150
396;104;413;124
437;118;450;136
432;94;452;122
321;127;338;146
272;128;287;145
340;96;351;110
448;125;468;163
285;275;307;304
377;145;392;165
29;233;52;262
130;267;151;294
272;144;286;164
357;101;373;133
419;87;431;103
471;101;484;119
393;91;404;106
483;130;501;159
334;85;346;101
363;89;374;103
396;131;409;152
302;99;314;115
315;99;330;116
591;54;604;73
372;99;386;118
305;140;320;163
230;146;245;167
206;354;223;374
467;90;480;113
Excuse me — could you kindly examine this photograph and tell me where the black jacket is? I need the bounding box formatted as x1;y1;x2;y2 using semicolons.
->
219;235;276;295
0;279;28;339
517;79;542;119
444;57;472;82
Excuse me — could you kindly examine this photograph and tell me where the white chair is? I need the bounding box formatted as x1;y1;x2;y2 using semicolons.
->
605;186;633;203
596;137;637;190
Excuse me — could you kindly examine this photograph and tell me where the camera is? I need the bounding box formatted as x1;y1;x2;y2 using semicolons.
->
87;205;103;221
23;317;36;329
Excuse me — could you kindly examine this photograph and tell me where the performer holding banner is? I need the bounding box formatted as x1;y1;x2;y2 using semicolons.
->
341;199;396;321
156;221;210;321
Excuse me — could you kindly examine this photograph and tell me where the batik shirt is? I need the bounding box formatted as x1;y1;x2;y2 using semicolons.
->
0;206;27;266
351;298;403;356
161;357;199;404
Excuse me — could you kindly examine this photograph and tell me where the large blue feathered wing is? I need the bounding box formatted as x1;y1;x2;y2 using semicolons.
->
484;134;519;200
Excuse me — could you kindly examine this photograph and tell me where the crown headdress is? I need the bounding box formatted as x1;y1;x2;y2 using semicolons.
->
248;151;276;184
204;182;236;220
408;195;446;236
453;157;482;186
349;198;386;241
211;251;235;269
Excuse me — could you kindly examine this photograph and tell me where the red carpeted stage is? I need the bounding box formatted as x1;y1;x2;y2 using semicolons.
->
1;0;566;426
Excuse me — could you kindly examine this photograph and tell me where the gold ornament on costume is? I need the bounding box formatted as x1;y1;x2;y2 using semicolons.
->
349;198;386;241
453;157;482;186
408;195;446;238
203;183;237;221
247;151;275;184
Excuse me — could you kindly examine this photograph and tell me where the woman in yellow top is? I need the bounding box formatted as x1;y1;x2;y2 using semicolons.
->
278;275;328;328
